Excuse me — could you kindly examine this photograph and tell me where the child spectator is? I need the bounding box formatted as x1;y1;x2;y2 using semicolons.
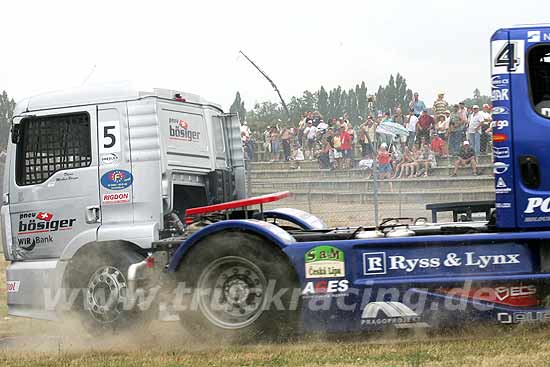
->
377;143;392;180
293;144;304;169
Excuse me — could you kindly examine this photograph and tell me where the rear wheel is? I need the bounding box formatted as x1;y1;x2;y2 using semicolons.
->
177;232;299;341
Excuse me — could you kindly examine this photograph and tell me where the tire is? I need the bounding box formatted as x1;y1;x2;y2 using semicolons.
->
176;231;299;341
66;245;153;335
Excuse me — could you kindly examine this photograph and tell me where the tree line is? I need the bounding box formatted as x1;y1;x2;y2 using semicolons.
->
0;90;15;152
231;73;491;130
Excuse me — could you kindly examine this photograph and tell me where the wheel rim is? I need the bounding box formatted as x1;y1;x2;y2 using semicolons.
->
85;266;127;323
197;256;268;330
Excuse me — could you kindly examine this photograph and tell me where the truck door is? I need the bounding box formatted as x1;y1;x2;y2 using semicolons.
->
496;27;550;227
8;107;100;259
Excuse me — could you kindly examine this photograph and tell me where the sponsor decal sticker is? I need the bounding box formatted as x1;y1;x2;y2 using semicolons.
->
491;75;509;89
495;177;511;194
491;89;509;101
496;202;512;209
7;281;20;293
492;106;509;115
527;31;550;43
102;192;130;204
304;245;345;279
498;311;550;324
524;197;550;214
100;153;120;165
16;234;53;251
361;302;429;328
101;170;133;190
17;212;76;237
169;118;201;142
493;146;510;159
302;280;349;298
493;162;509;175
495;120;509;130
363;251;520;275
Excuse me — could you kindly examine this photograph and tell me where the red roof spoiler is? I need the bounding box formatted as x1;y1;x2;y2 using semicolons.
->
185;191;290;217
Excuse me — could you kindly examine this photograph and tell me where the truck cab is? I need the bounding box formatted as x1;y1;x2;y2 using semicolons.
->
491;25;550;228
1;82;244;320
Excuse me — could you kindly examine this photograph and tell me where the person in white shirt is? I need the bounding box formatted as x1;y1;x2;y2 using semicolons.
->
467;105;484;156
303;121;318;160
406;109;419;149
480;104;493;154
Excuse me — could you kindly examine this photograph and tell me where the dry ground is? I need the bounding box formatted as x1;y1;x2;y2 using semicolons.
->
3;260;550;366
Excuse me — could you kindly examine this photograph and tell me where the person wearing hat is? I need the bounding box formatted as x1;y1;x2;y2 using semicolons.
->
467;105;484;156
451;140;478;176
432;91;449;121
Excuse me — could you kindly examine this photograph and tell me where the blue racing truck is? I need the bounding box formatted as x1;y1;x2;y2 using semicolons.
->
3;24;550;338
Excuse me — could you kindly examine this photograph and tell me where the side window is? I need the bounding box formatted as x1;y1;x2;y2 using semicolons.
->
528;45;550;119
15;112;92;186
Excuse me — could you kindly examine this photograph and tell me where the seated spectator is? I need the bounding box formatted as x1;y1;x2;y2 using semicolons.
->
377;143;392;180
431;133;448;158
451;141;478;176
358;155;374;179
392;146;413;179
402;146;420;178
415;143;436;177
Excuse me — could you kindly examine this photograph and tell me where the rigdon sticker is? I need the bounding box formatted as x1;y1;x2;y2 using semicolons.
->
304;245;345;279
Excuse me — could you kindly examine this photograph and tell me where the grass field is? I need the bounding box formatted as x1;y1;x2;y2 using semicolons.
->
3;259;550;366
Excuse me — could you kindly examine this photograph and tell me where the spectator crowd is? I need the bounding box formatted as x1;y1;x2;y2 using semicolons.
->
241;91;494;179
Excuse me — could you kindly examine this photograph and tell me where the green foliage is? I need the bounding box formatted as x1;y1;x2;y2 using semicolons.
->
462;88;492;108
229;91;247;123
0;90;15;152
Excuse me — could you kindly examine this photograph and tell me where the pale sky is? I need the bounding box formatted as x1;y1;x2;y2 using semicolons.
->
1;0;549;112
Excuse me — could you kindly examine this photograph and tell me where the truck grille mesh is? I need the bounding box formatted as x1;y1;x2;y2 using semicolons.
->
16;113;92;186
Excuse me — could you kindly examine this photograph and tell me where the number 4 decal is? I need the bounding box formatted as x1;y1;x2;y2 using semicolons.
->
492;40;525;74
99;120;121;154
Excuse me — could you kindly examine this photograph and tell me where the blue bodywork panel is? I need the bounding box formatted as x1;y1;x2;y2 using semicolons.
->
167;217;550;332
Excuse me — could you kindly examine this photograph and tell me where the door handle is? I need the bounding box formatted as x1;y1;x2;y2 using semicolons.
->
85;205;101;224
519;155;540;189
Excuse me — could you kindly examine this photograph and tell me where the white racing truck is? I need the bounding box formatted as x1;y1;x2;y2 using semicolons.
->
1;83;250;330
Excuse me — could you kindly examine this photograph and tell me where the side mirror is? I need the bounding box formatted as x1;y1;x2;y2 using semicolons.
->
11;124;21;144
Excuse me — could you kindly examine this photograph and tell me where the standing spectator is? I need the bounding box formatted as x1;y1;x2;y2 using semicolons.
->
480;104;493;153
448;105;463;156
339;125;353;168
377;143;392;180
416;110;434;148
297;113;307;147
318;137;332;169
358;119;369;157
406;109;418;149
432;92;449;121
280;126;292;161
436;114;449;139
451;141;478;176
458;102;468;130
467;105;484;156
409;92;427;116
263;126;272;159
393;107;406;126
269;126;281;161
303;120;317;160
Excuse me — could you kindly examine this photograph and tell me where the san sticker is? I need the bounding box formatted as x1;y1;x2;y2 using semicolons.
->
304;245;345;279
101;170;133;190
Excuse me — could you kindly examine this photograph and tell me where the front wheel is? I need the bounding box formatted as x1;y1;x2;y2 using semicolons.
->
177;232;299;341
66;246;153;334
